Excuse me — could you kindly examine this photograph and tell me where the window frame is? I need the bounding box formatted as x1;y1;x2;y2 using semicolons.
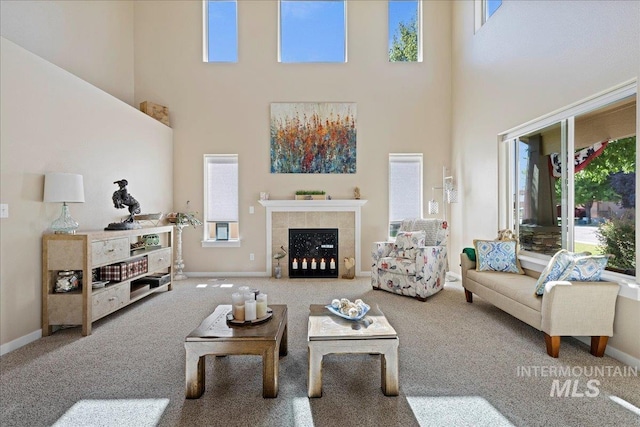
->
202;154;240;247
498;79;638;300
388;0;423;63
388;153;424;239
474;0;502;32
202;0;238;63
277;0;347;63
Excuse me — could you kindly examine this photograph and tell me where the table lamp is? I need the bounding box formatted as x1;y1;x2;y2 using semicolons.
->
44;172;85;234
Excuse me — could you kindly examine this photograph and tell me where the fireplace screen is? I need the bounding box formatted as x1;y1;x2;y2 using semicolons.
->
289;228;338;278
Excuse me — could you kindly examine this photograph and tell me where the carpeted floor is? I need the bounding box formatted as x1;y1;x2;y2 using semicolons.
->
1;277;638;427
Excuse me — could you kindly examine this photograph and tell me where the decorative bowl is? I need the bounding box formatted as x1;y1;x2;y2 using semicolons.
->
325;302;370;321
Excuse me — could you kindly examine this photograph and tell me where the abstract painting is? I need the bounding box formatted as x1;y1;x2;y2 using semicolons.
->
270;103;356;173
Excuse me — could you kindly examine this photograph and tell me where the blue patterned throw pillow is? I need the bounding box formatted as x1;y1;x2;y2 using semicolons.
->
473;240;524;274
533;250;593;296
562;255;610;281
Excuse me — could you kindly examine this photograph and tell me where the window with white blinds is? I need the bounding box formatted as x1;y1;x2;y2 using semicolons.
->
389;153;423;236
204;154;239;242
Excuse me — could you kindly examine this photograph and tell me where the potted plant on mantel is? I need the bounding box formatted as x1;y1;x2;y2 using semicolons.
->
166;208;202;281
295;190;327;200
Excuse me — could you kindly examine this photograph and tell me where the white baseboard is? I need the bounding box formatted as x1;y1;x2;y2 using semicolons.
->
188;271;374;278
574;336;640;369
186;272;270;278
446;271;462;282
1;329;41;356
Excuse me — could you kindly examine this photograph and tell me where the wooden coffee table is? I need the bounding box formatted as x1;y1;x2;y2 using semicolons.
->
184;304;287;398
307;304;399;397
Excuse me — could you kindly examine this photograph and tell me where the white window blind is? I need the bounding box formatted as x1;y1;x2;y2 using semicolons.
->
205;155;238;222
389;154;423;222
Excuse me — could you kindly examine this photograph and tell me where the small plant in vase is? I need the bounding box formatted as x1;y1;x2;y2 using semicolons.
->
295;190;327;200
166;212;203;228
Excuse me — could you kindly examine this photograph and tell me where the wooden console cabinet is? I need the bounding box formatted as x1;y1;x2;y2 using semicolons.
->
42;225;173;336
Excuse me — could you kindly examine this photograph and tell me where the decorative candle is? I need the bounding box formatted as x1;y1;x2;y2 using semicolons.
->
231;292;244;306
244;292;255;301
245;300;257;321
233;303;245;321
238;286;250;294
302;258;308;269
320;258;326;270
256;293;268;318
330;258;336;269
292;258;298;269
311;258;317;269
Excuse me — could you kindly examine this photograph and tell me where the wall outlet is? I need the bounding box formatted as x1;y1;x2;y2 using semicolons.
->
0;204;7;218
249;253;255;261
249;206;254;214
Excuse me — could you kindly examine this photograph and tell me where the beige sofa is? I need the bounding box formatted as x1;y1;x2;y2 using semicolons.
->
460;253;619;358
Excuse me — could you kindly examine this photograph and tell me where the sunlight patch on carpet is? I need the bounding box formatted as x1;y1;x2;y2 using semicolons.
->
196;284;208;288
407;396;514;426
52;398;170;427
293;397;314;426
609;395;640;416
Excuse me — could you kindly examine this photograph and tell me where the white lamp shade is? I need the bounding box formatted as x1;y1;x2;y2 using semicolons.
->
44;173;85;203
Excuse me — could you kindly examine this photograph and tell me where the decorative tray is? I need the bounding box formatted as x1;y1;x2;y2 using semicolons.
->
325;303;370;321
226;307;273;326
92;280;109;289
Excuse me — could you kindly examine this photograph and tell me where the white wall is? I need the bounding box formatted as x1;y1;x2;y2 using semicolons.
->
450;1;640;360
133;0;453;275
0;0;135;105
0;37;173;349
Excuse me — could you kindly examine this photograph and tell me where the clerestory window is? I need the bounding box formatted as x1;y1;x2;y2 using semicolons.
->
203;0;238;63
278;0;346;63
388;0;422;62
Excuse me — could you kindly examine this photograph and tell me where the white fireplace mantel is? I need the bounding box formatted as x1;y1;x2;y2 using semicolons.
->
259;200;368;276
259;200;368;209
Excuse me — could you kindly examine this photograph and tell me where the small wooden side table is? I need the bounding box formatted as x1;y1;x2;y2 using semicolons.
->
307;304;399;397
185;304;288;398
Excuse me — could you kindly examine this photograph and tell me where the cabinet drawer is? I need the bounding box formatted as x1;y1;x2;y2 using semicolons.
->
148;248;172;271
92;238;129;267
92;283;129;321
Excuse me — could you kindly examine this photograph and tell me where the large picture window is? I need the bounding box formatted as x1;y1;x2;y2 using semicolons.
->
500;83;637;278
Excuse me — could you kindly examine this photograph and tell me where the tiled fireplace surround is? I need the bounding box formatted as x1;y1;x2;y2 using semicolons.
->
259;200;367;278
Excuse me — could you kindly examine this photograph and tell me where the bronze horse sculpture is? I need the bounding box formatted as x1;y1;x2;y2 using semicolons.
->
105;179;141;230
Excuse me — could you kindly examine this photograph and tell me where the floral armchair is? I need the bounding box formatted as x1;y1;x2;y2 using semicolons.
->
371;219;448;301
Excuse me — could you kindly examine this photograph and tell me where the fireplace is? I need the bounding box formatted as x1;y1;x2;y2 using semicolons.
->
258;199;367;278
289;228;338;278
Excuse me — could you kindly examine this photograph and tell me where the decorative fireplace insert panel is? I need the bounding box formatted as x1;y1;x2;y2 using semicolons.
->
289;228;338;278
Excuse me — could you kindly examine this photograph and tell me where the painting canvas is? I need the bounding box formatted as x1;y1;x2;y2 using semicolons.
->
270;103;356;173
